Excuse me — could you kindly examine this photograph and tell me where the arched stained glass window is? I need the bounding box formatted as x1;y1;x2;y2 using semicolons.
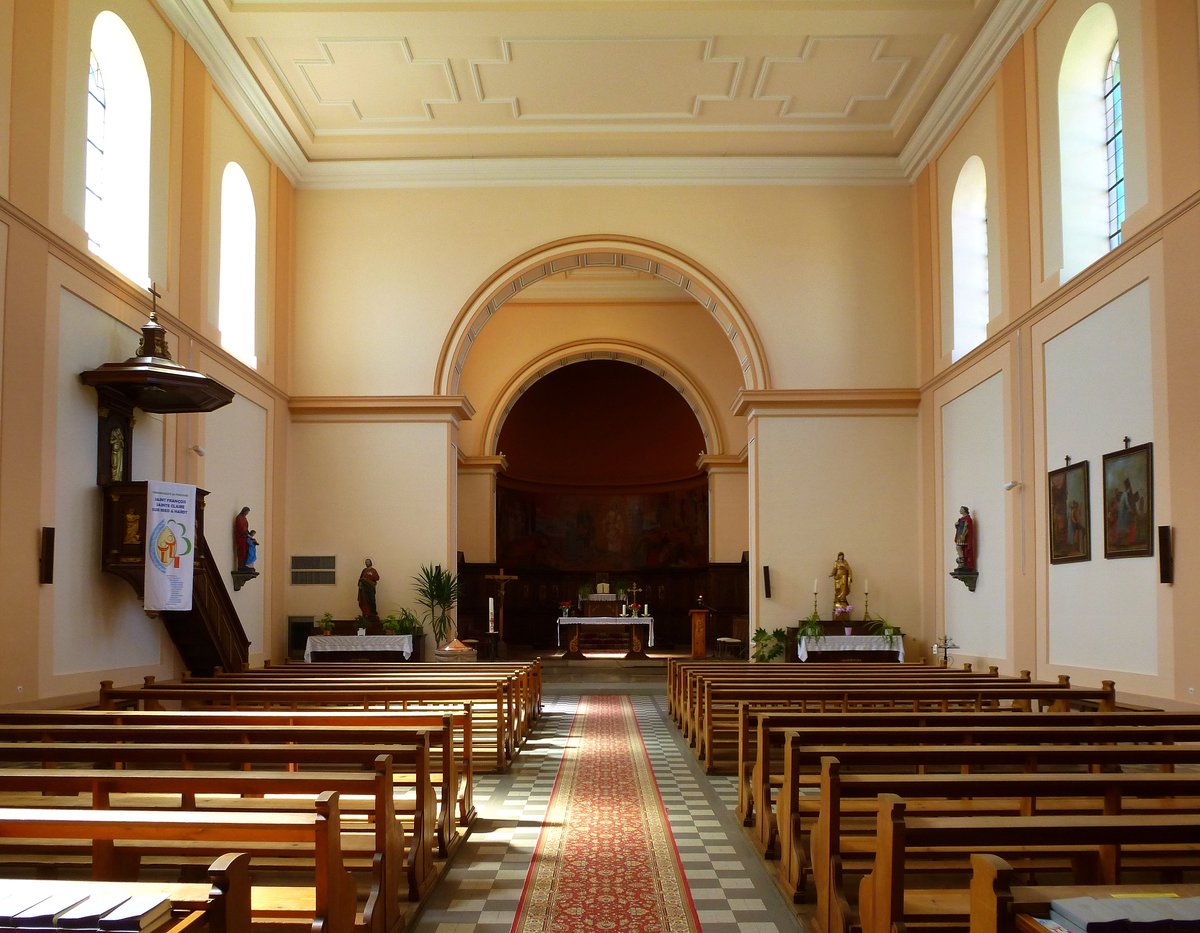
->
1104;42;1125;249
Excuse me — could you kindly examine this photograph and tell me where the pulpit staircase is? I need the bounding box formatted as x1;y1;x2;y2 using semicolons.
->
100;482;250;676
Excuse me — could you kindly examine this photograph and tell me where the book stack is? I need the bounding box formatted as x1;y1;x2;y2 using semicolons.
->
0;890;172;933
1050;896;1200;933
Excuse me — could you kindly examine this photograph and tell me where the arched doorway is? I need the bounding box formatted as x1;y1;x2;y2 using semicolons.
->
449;237;758;651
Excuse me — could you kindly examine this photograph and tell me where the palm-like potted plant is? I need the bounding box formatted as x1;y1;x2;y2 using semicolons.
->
413;564;460;647
317;612;335;635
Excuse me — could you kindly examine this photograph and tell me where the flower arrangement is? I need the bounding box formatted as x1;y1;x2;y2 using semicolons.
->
629;603;641;616
558;600;572;617
833;604;855;618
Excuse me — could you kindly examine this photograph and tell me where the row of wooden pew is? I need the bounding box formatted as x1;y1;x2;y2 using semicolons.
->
0;658;542;933
668;658;1200;933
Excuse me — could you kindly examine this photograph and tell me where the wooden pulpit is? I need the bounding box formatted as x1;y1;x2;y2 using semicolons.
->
689;608;709;659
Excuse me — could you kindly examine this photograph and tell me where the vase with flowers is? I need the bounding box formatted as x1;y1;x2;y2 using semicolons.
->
558;600;572;618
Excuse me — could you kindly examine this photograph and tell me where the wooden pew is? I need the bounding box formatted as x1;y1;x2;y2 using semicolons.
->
680;666;1032;746
737;707;1200;831
671;661;998;733
776;739;1200;918
0;712;469;858
134;672;525;756
0;743;435;906
854;795;1200;933
969;853;1200;933
694;679;1117;772
807;759;1200;933
0;793;364;933
197;662;541;749
97;680;513;773
747;714;1200;858
0;851;252;933
250;660;543;731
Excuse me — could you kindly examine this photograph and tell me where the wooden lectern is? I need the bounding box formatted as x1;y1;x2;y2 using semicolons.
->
689;608;709;659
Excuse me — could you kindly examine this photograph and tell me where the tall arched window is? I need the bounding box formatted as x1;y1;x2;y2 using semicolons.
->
951;156;989;362
218;163;258;368
1105;42;1125;249
1057;3;1119;277
84;53;106;254
85;12;151;286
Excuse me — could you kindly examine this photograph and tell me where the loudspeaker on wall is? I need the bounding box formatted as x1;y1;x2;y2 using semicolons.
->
39;527;55;585
763;565;772;599
1159;526;1174;584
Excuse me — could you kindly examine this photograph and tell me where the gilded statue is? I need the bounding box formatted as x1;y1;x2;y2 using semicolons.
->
830;551;853;612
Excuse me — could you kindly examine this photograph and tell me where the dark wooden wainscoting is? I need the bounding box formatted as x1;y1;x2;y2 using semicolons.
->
457;561;749;652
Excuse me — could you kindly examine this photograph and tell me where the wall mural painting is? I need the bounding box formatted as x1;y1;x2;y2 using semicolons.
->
497;479;708;571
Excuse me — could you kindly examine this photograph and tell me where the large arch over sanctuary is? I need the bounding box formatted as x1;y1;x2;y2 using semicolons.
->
435;235;772;399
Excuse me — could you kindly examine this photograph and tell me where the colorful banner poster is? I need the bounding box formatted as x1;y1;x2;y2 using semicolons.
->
144;481;196;611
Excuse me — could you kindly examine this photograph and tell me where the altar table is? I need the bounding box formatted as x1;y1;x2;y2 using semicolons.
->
798;634;903;663
557;616;654;660
304;634;413;662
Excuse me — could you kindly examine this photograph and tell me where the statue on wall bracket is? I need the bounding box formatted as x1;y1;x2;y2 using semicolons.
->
949;505;978;592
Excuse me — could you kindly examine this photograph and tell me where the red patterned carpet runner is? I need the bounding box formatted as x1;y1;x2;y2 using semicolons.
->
512;694;701;932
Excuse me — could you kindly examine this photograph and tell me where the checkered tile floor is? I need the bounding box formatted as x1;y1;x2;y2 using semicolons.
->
408;680;805;931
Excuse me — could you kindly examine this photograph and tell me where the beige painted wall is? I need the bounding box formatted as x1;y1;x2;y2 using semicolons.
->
291;185;919;398
287;419;459;632
746;407;921;645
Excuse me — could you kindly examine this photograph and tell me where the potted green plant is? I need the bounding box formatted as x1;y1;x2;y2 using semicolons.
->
317;612;335;635
864;615;903;648
797;610;824;642
382;608;421;636
414;564;460;647
751;627;787;662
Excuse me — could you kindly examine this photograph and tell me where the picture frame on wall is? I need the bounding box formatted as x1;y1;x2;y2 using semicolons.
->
1048;460;1090;564
1102;442;1154;559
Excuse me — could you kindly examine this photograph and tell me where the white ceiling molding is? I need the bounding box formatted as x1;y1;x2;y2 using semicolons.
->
898;0;1047;177
157;0;308;183
155;0;1046;188
298;155;907;189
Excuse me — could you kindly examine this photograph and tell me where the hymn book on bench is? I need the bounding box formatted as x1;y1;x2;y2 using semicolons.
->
1051;896;1200;933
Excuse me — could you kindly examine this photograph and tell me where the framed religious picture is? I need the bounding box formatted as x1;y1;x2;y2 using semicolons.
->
1102;442;1154;559
1048;460;1090;564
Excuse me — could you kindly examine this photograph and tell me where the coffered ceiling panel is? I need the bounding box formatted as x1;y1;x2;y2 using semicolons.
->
159;0;1044;185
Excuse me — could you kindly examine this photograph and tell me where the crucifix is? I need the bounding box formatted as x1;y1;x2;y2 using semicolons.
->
626;581;643;607
484;567;519;641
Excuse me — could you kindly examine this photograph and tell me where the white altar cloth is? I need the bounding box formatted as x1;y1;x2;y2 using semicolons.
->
305;634;413;662
798;634;903;662
557;616;655;648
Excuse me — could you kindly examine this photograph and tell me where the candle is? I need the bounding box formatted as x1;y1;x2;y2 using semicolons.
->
644;603;650;617
488;597;495;626
621;603;626;617
813;578;819;594
865;580;870;594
